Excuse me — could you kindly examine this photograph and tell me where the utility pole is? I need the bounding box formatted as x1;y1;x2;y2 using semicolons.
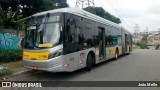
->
134;24;140;43
75;0;95;8
145;27;149;36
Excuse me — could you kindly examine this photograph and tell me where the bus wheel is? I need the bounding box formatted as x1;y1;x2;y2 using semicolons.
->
115;50;119;60
85;54;92;71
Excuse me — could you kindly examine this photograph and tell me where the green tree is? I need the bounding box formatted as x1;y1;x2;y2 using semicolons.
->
139;42;148;49
141;35;148;43
1;0;68;17
54;0;69;8
136;35;149;49
0;0;69;28
0;2;22;28
0;5;5;28
84;7;121;24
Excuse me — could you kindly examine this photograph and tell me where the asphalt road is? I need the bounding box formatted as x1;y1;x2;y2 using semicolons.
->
1;49;160;90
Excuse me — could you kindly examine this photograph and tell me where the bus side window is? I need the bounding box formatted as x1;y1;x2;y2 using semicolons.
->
112;36;118;45
108;35;112;45
118;36;122;45
65;19;70;42
70;19;81;43
105;35;108;45
70;19;75;43
75;27;80;43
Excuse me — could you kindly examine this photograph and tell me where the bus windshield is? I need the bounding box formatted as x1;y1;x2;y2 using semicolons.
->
24;15;62;49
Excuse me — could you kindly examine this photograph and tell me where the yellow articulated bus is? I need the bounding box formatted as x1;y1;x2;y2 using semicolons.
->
21;8;132;72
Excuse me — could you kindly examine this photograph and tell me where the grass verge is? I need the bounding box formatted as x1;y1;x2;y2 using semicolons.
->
0;69;14;77
0;60;23;77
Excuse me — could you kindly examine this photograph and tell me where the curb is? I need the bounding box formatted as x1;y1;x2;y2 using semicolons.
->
0;69;40;80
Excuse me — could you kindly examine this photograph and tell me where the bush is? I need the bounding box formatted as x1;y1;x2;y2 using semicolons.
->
0;49;23;63
139;42;148;49
155;44;160;50
0;69;14;77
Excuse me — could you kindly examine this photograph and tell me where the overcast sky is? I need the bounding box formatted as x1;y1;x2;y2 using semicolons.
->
67;0;160;33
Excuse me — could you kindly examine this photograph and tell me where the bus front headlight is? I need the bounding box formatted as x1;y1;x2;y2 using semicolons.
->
48;49;63;59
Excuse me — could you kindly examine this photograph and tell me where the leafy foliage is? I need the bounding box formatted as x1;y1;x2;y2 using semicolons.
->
0;49;22;63
0;69;14;77
136;42;148;49
136;35;149;49
0;0;69;28
155;44;160;50
54;0;69;8
84;7;121;24
0;6;5;28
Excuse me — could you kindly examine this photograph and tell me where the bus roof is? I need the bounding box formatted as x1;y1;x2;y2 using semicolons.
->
33;8;121;28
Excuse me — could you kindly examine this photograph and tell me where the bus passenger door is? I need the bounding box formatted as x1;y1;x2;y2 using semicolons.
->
98;27;106;61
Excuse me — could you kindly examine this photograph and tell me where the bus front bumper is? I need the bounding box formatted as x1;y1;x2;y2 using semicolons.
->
23;64;63;72
23;56;65;72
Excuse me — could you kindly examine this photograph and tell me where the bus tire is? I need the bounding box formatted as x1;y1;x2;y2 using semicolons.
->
85;54;92;71
114;50;119;60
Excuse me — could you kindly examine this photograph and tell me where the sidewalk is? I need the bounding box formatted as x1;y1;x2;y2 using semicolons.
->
0;61;32;80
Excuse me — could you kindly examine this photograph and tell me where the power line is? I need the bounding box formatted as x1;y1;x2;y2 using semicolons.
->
96;0;109;12
114;0;136;24
117;0;137;24
108;0;135;29
101;0;133;30
102;0;133;30
75;0;134;31
96;0;129;29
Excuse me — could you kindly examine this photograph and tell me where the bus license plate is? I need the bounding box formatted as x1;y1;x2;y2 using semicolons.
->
23;51;49;60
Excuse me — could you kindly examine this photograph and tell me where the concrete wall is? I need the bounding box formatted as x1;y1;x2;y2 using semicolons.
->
0;29;24;49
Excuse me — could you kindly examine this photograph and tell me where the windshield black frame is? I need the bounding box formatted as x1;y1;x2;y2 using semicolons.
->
23;13;63;49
